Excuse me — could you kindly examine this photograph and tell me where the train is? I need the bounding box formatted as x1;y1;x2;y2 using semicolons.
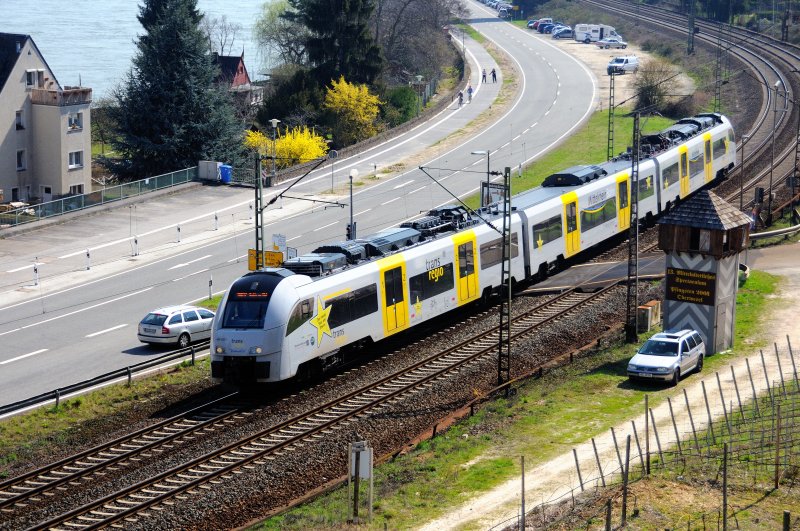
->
210;113;736;385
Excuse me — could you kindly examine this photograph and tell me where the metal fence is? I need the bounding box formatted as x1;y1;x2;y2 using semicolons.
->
0;167;197;228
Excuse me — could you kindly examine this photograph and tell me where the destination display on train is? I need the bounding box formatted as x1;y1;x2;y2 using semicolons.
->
664;267;716;306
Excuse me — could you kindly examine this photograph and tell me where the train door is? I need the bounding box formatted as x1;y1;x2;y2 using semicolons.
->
562;192;580;257
678;146;690;198
703;133;713;183
378;255;408;335
453;231;478;305
617;174;630;232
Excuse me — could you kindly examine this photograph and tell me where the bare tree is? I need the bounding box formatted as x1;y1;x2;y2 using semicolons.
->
633;58;679;111
253;0;309;68
202;14;242;55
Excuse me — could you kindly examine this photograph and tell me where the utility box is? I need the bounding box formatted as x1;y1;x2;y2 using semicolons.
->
637;306;652;332
644;300;661;326
198;160;223;182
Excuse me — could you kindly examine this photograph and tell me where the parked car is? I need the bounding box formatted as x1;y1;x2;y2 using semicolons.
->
596;37;628;49
627;330;705;385
138;305;216;348
552;27;573;39
531;17;552;30
607;55;639;74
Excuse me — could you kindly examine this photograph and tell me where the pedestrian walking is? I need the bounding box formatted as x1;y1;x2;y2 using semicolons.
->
467;84;473;103
481;69;487;83
491;68;497;83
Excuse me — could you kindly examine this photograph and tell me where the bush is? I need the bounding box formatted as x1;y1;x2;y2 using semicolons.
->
383;86;418;127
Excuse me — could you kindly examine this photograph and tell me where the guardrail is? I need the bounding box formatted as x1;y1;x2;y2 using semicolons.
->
750;217;800;240
0;340;209;417
0;167;198;228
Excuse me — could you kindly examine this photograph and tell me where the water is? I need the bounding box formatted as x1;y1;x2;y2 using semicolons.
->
0;0;268;99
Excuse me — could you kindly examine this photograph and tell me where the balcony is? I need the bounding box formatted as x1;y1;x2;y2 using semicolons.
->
30;86;92;107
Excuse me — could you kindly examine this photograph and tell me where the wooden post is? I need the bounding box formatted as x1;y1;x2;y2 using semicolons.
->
775;404;782;489
622;435;631;527
761;349;774;406
730;366;745;419
573;448;584;492
717;372;732;435
631;420;646;475
784;510;791;531
520;456;526;530
723;443;728;531
649;408;664;466
611;427;624;476
787;335;798;391
683;388;701;452
667;397;682;455
701;380;716;444
645;394;650;474
746;358;761;416
605;499;612;531
775;343;787;398
592;438;606;487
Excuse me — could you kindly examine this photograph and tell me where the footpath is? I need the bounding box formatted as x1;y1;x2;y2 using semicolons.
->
420;243;800;530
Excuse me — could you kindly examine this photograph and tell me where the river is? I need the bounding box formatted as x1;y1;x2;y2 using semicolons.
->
0;0;268;99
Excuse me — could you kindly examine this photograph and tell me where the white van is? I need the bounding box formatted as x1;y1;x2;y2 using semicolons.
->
574;23;621;43
607;55;639;75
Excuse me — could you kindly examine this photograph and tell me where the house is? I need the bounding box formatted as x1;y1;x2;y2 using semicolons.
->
0;33;92;204
213;52;263;107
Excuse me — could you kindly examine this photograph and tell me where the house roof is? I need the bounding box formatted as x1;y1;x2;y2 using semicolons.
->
657;190;752;230
214;53;241;80
0;33;29;95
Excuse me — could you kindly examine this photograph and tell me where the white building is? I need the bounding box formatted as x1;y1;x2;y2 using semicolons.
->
0;32;92;204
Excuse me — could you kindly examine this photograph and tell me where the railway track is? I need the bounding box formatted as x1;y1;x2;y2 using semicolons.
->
9;286;614;529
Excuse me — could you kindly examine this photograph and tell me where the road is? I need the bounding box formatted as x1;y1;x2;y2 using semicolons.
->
0;8;596;406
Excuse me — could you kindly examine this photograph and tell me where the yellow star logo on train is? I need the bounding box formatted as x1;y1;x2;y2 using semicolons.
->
310;298;332;346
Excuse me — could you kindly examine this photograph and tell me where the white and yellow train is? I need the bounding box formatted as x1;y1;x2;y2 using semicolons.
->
211;113;736;385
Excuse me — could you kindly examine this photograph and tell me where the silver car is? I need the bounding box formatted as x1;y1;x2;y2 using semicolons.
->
627;330;705;385
138;306;216;348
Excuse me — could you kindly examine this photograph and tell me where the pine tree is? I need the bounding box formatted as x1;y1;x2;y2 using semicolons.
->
109;0;242;179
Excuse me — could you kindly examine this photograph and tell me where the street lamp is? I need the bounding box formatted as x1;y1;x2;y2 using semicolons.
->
269;118;280;188
349;168;358;240
739;134;750;211
415;75;423;117
768;79;783;223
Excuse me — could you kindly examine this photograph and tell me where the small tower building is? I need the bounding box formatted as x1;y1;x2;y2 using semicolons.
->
657;190;751;353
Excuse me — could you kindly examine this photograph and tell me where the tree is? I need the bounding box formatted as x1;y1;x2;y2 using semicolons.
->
201;14;242;55
108;0;243;179
244;126;329;168
286;0;384;86
633;58;679;112
90;97;117;156
254;0;309;67
323;76;381;145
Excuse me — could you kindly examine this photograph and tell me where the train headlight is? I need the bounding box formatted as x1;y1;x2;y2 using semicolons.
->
215;346;225;354
250;346;263;355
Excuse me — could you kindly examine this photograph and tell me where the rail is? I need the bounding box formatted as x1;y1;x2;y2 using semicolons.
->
0;340;209;417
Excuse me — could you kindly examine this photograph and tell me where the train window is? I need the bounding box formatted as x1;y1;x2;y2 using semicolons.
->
680;152;688;175
566;203;577;232
705;140;712;162
580;197;616;232
409;263;454;302
479;234;520;269
618;181;629;209
689;149;704;177
638;174;655;200
326;285;378;329
532;215;562;248
663;162;679;188
384;268;404;304
713;138;726;159
286;297;314;336
222;299;269;329
458;243;474;277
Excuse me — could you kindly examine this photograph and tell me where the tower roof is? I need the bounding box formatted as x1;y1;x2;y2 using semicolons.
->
657;190;752;231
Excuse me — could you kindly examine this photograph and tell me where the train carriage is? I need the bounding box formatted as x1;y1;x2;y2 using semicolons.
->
211;113;736;386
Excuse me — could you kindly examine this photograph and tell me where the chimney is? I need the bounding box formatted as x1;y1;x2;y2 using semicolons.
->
16;41;21;53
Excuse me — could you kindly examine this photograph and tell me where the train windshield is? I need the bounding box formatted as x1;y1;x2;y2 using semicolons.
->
220;271;287;329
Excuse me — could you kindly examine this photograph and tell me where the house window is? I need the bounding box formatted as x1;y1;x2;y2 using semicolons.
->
11;188;20;202
16;150;26;170
68;113;83;131
26;70;35;87
69;184;84;195
68;151;83;169
16;110;24;130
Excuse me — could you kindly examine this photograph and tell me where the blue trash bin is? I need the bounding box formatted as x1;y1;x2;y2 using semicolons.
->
219;164;232;184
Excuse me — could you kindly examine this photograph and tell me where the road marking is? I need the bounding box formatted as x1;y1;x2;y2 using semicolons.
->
354;209;372;216
408;187;426;194
1;349;48;365
173;268;210;282
313;221;338;231
168;254;212;270
381;198;400;205
0;287;152;338
393;180;414;189
6;262;43;273
287;235;302;241
228;254;247;263
86;324;127;338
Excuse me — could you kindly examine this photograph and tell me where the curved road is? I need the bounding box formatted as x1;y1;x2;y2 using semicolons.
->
0;7;596;407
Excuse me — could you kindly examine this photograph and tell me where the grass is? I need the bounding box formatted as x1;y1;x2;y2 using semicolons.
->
253;271;780;529
462;111;675;210
458;23;486;45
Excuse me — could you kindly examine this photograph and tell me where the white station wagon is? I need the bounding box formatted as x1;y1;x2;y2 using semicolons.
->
627;330;705;385
138;305;216;348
